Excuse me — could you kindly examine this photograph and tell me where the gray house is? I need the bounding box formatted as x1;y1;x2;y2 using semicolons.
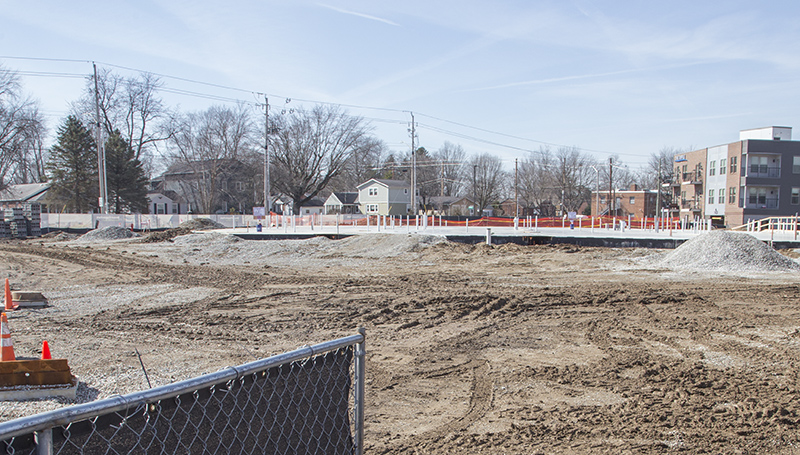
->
356;179;411;216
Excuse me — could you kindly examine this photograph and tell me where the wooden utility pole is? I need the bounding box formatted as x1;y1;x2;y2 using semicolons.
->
264;96;271;213
514;158;519;218
655;159;662;222
608;157;613;217
410;112;416;214
440;160;445;197
93;63;108;214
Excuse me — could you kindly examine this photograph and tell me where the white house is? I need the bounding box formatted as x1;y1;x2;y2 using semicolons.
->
147;191;189;214
298;197;325;215
356;179;411;216
324;192;360;214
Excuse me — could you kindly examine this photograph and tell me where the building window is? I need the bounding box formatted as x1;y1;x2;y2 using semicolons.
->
720;158;726;174
172;203;178;214
794;157;800;174
730;156;737;173
629;196;635;204
728;187;736;204
235;181;244;191
708;189;714;201
750;156;768;174
748;187;778;208
709;161;716;176
718;188;725;204
681;191;686;203
793;188;800;205
220;180;228;191
366;204;378;213
368;188;378;196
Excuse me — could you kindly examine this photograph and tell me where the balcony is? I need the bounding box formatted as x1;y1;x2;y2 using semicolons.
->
681;171;702;184
681;199;702;211
741;197;779;209
748;165;780;178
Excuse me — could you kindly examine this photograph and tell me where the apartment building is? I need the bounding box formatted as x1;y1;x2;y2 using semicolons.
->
672;126;800;227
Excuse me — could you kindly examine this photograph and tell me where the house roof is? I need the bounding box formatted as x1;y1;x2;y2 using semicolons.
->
300;197;325;207
0;183;50;203
356;178;409;190
331;192;359;205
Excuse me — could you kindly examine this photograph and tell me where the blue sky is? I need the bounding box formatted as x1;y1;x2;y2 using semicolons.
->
2;0;800;169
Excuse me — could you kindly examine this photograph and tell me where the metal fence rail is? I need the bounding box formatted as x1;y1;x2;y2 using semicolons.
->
0;330;366;455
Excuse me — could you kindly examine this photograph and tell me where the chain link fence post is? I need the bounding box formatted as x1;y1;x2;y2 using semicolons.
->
354;327;366;455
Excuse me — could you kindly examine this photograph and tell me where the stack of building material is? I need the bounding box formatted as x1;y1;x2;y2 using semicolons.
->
3;208;25;238
0;203;42;239
23;203;41;237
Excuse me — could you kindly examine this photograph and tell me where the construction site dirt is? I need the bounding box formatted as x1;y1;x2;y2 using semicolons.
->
1;232;800;454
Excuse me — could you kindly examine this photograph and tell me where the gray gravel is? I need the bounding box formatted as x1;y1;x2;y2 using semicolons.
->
655;231;800;272
76;226;140;242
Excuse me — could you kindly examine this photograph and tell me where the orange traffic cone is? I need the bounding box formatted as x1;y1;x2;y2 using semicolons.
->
4;278;18;311
0;312;15;361
41;340;51;360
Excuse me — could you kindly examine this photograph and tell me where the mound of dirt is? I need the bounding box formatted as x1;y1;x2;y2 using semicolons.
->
77;226;140;242
657;231;800;272
178;218;225;230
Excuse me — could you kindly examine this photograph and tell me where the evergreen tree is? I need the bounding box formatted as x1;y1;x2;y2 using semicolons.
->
105;130;148;213
46;116;98;212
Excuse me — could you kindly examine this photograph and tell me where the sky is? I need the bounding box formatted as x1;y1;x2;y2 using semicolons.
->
2;0;800;170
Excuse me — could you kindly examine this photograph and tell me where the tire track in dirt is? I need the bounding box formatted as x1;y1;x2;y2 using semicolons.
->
372;358;493;454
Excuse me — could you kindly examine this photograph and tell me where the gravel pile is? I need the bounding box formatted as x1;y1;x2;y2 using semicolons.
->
178;218;225;230
656;231;800;272
156;232;446;266
76;226;140;242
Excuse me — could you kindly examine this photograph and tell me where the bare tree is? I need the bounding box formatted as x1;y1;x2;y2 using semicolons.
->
553;147;595;215
164;104;257;213
518;147;557;216
329;135;387;191
432;141;466;197
0;65;47;188
73;68;170;175
467;152;506;213
270;105;370;214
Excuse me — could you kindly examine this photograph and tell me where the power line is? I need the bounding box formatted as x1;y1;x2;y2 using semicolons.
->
0;55;649;164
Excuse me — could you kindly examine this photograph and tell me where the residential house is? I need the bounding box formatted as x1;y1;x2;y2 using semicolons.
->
592;184;658;218
671;126;800;227
0;183;50;210
298;197;325;215
324;192;360;214
428;196;475;216
151;159;258;214
356;179;411;216
147;190;189;214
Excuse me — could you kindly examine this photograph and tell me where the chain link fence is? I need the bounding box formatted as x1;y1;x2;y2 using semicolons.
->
0;330;366;455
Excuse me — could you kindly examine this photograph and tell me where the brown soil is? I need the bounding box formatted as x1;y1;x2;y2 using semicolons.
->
2;237;800;453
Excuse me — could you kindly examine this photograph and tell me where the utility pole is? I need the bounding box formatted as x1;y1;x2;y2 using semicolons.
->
93;63;108;214
608;157;613;217
409;112;417;215
655;158;662;224
440;160;445;197
263;96;271;214
473;164;477;215
514;158;519;218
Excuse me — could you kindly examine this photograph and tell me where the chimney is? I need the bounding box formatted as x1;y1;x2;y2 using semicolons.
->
629;184;639;191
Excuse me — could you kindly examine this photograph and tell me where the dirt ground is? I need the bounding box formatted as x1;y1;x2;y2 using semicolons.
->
2;233;800;454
